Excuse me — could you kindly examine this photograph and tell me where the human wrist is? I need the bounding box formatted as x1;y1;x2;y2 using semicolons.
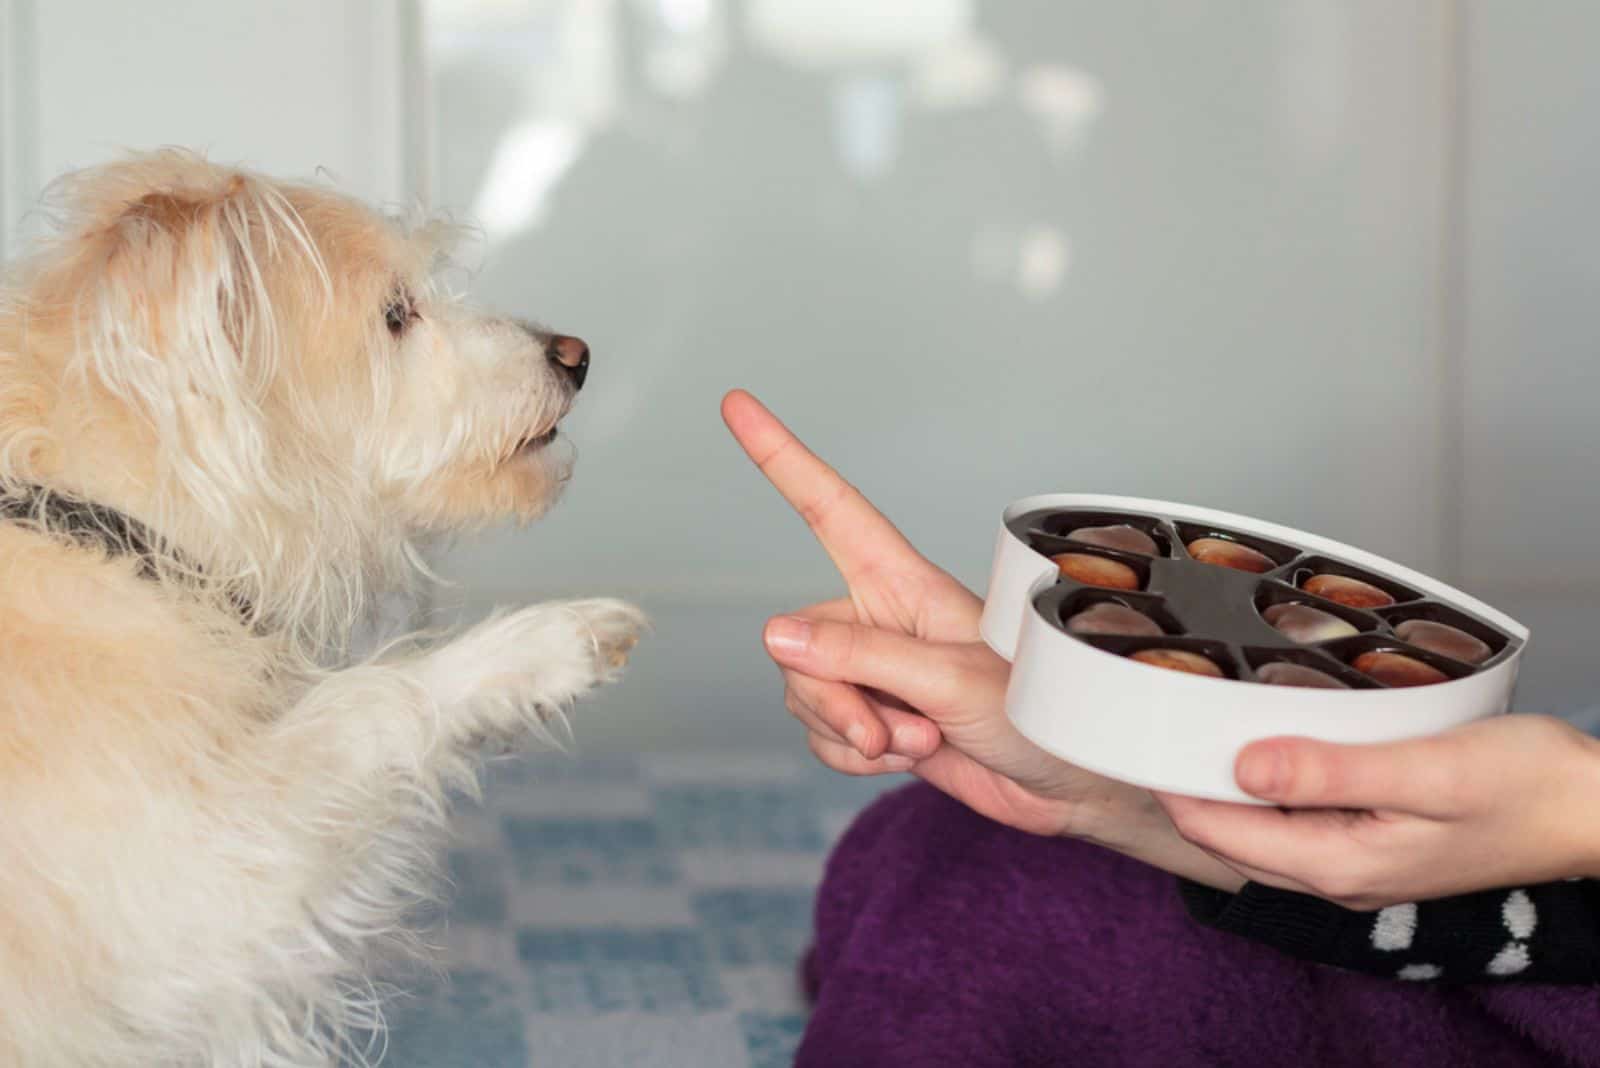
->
1062;779;1159;851
1066;783;1248;892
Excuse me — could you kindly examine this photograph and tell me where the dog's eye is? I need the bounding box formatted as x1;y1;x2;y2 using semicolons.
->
384;292;415;338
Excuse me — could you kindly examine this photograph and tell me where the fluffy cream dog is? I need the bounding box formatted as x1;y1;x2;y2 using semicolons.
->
0;150;645;1066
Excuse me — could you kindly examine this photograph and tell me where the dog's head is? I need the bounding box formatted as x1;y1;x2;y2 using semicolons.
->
4;151;587;635
34;150;585;527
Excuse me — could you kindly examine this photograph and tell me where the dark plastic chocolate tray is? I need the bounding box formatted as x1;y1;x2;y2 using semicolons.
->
1011;507;1524;689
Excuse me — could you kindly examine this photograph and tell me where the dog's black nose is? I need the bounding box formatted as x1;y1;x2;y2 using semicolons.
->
548;335;589;390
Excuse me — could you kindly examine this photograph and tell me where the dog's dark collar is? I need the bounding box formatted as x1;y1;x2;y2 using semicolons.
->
0;486;254;624
0;484;168;577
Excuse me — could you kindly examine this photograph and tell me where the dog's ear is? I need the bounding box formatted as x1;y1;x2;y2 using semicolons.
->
54;170;330;509
89;184;276;397
29;155;330;537
69;163;330;416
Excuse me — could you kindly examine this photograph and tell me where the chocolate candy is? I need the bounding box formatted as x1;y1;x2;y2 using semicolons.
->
1186;537;1274;574
1261;603;1358;644
1256;662;1350;689
1065;602;1162;637
1069;523;1158;556
1395;619;1492;665
1352;651;1449;687
1029;507;1520;697
1303;573;1394;609
1129;648;1224;678
1053;553;1140;591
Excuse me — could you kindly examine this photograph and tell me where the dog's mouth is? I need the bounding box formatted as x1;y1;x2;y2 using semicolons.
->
516;426;560;452
512;392;577;457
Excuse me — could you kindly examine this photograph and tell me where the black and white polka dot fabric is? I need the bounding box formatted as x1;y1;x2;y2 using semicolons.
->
1179;879;1600;984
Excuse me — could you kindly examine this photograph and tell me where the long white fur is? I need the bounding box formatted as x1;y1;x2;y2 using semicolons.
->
0;150;644;1066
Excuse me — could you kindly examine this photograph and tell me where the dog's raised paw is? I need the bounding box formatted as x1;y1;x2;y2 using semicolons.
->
561;598;648;675
418;599;648;727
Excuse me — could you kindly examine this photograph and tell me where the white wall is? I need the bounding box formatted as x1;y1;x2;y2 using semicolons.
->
0;0;420;257
1449;0;1600;724
426;0;1455;613
1459;1;1600;595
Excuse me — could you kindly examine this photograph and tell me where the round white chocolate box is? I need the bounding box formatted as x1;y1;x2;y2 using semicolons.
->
980;494;1528;803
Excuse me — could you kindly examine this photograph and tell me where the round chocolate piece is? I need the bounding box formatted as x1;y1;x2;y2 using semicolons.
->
1053;553;1141;591
1261;603;1359;644
1303;573;1395;609
1069;523;1158;556
1066;602;1162;637
1129;648;1224;678
1256;662;1350;689
1352;650;1449;687
1186;537;1274;574
1394;619;1492;665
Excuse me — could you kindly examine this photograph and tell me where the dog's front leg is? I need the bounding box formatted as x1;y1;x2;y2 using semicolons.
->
206;599;643;1064
415;596;648;754
274;598;647;789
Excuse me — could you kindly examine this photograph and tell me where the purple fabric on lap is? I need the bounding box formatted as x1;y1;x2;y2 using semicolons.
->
800;782;1599;1067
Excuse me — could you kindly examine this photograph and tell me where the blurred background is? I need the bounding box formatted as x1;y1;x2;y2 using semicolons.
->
4;2;1598;1063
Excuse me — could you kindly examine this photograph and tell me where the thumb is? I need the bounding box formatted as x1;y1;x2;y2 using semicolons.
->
1234;735;1458;817
763;615;979;717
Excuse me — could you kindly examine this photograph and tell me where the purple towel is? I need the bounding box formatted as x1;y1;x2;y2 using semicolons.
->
800;782;1600;1067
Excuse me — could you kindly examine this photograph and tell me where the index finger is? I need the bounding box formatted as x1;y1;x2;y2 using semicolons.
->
721;389;923;581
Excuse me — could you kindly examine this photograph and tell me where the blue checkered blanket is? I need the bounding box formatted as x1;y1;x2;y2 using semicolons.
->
374;750;902;1067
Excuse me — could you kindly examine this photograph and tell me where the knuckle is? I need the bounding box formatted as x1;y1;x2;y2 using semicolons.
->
803;620;849;670
1165;806;1209;847
1520;713;1562;741
1528;714;1580;754
807;686;838;720
797;476;852;532
1306;872;1347;901
805;729;843;765
793;685;855;739
756;435;802;479
1308;865;1370;905
806;729;868;777
831;622;861;670
789;670;826;698
784;697;810;727
919;662;957;710
924;645;982;708
810;688;856;735
1288;749;1336;802
838;757;875;778
782;683;810;717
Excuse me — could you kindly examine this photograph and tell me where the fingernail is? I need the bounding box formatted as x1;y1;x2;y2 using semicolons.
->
890;725;930;758
881;755;916;772
764;616;812;657
1239;748;1286;796
845;722;870;755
